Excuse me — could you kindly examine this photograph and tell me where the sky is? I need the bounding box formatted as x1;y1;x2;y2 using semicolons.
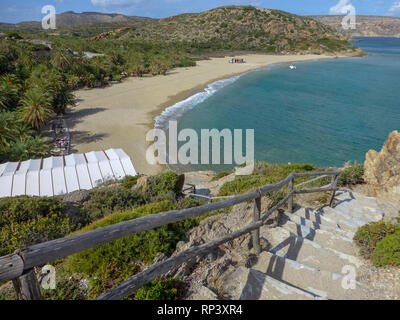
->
1;0;400;24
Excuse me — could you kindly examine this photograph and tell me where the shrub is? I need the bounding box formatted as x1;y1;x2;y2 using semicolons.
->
120;175;140;190
134;277;179;300
147;171;183;199
338;164;364;186
42;277;87;300
218;162;321;196
0;196;79;256
372;231;400;267
353;221;400;259
83;186;148;221
5;32;23;40
64;199;204;297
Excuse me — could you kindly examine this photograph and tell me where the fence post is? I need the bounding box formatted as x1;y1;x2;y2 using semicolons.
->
12;268;43;300
329;167;339;208
288;174;294;213
252;191;262;255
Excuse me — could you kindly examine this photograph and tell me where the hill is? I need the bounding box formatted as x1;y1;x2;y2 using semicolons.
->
0;6;359;55
112;6;359;55
310;15;400;38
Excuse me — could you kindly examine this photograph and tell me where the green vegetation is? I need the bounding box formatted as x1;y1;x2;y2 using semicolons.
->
64;198;205;298
338;163;364;186
0;170;209;300
135;277;180;300
372;231;400;267
211;171;231;181
83;171;182;221
218;162;327;196
218;162;332;209
0;38;198;163
354;221;400;266
0;196;82;256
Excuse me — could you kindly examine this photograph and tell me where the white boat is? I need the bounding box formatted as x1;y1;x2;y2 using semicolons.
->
289;64;297;70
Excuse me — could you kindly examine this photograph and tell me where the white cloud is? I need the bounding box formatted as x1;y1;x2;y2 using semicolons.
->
389;1;400;15
329;0;353;14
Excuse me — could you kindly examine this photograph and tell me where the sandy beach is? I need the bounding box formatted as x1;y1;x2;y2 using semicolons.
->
68;53;340;175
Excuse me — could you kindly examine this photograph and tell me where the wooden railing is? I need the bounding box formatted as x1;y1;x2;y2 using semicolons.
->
0;168;339;300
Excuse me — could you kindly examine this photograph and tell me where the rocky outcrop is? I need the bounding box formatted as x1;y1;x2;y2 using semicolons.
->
364;131;400;200
167;197;278;299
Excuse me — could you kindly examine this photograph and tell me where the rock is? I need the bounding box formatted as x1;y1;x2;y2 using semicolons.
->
58;189;91;205
187;285;218;300
153;252;168;264
137;176;148;190
131;183;143;191
364;130;400;200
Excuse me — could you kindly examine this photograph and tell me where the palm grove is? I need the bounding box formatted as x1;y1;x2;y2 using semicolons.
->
0;33;197;163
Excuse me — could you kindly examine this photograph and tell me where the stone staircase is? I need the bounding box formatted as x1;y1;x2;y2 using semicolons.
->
219;190;386;300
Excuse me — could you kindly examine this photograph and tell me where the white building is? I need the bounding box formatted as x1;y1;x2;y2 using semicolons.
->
0;149;137;198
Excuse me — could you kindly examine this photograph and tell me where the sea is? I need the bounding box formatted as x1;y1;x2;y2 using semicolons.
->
155;37;400;172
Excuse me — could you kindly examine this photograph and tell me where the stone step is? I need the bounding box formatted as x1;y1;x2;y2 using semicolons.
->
333;200;384;221
252;251;366;300
296;208;365;232
292;208;341;228
260;226;363;273
292;208;364;233
318;206;376;228
335;191;379;207
279;219;357;256
281;212;356;239
218;266;321;300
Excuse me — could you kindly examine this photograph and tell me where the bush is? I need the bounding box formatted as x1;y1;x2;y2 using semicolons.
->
120;175;140;190
372;231;400;267
218;162;321;196
42;277;87;300
82;172;185;221
147;171;183;199
353;221;400;259
83;186;148;221
64;199;204;297
338;164;364;186
5;32;23;40
0;196;80;256
134;277;179;300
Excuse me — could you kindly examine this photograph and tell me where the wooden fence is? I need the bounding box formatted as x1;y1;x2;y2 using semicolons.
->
0;169;339;300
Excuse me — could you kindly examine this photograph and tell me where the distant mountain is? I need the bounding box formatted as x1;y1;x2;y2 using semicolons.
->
310;15;400;38
0;11;152;31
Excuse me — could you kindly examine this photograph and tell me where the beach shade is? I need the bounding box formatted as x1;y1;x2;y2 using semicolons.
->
105;148;137;177
0;162;19;198
65;153;92;191
0;149;137;199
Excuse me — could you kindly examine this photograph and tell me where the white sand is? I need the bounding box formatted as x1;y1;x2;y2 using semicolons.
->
68;54;340;175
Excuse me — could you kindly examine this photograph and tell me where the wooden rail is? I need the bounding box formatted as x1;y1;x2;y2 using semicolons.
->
0;169;339;300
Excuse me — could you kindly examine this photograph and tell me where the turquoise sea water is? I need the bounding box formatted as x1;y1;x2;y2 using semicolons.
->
158;37;400;172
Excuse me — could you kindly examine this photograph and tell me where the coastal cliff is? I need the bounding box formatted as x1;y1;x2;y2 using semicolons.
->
364;130;400;204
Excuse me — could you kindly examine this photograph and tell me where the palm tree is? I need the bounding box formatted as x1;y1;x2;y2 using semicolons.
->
0;74;21;111
0;112;16;150
51;50;72;72
52;85;76;115
0;111;34;150
17;87;53;131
